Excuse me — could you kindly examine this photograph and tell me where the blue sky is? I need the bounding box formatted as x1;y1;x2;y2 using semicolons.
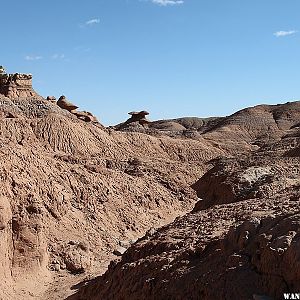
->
1;0;300;125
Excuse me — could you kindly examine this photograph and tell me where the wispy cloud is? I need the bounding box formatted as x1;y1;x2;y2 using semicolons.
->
79;18;100;28
85;18;100;26
52;53;65;60
274;30;297;37
25;55;43;61
151;0;184;6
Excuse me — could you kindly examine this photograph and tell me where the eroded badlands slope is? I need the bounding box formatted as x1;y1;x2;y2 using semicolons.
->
0;94;228;299
78;103;300;300
1;94;299;299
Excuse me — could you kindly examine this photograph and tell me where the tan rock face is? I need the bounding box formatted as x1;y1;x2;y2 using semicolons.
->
56;95;79;111
0;94;227;299
0;197;14;300
0;196;12;230
77;112;300;300
81;211;300;300
116;110;151;130
0;73;37;99
0;91;300;300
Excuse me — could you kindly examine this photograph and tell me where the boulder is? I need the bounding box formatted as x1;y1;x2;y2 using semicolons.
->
113;246;127;256
62;242;92;274
57;95;79;112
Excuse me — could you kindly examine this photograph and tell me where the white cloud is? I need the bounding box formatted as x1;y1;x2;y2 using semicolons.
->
85;18;100;26
52;54;65;59
151;0;184;6
25;55;43;61
274;30;297;37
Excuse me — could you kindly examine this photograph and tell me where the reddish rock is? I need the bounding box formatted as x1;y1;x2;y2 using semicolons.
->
0;84;300;300
0;73;38;98
57;95;79;112
77;121;300;300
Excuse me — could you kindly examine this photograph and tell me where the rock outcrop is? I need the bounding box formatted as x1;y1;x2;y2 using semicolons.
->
56;95;79;112
0;73;38;98
1;69;300;300
0;92;227;299
115;110;151;130
77;112;300;300
56;95;98;123
128;110;150;125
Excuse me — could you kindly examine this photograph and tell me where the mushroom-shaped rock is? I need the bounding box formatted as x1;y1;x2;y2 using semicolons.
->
57;95;79;112
127;111;151;123
115;110;151;130
128;110;149;116
139;110;149;115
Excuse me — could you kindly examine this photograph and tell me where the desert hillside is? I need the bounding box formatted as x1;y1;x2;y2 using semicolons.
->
0;74;299;300
0;93;225;299
78;104;300;300
75;103;300;299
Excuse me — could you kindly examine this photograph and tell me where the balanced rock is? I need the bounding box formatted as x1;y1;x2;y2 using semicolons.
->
57;95;79;112
114;110;151;130
125;110;151;126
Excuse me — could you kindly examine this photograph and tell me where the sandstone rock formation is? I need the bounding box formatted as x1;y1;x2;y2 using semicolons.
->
0;72;38;98
77;103;300;300
56;95;98;123
57;95;79;112
0;92;229;299
1;70;299;300
150;116;222;132
115;110;151;130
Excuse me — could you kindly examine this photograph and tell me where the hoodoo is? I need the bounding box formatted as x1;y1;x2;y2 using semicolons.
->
127;110;150;125
0;66;38;98
115;110;151;130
